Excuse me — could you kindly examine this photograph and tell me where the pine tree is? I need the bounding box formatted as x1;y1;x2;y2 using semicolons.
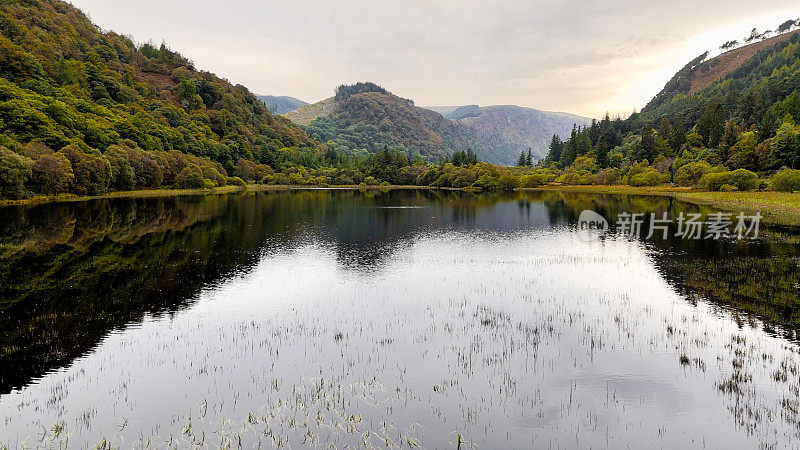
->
517;151;526;167
525;149;533;166
547;135;563;163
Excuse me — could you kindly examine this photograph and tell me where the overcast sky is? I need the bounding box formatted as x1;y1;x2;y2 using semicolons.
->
71;0;799;118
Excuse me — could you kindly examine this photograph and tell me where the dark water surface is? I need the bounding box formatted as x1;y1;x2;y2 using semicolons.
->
1;189;799;448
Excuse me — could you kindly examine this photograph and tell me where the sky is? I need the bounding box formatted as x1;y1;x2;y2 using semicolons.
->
71;0;800;118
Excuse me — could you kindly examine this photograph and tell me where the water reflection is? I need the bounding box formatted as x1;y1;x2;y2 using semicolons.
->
0;189;799;447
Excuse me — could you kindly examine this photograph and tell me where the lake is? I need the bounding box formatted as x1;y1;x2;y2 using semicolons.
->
1;189;799;448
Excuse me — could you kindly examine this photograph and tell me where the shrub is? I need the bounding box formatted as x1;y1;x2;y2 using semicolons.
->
697;169;759;191
594;168;622;185
233;158;272;182
362;176;379;186
0;146;33;199
432;173;451;187
31;152;74;195
674;161;715;187
288;172;304;185
472;174;498;191
450;168;476;188
497;173;519;191
556;171;593;185
519;174;544;188
770;169;800;192
629;169;663;187
226;176;246;187
416;169;440;186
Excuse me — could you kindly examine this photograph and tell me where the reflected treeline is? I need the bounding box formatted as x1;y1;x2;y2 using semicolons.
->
0;189;798;393
528;190;800;329
0;189;550;393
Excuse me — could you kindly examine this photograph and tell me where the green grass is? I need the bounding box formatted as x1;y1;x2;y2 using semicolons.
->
530;185;800;226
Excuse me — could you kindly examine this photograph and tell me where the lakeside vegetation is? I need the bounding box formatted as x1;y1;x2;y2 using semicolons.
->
1;1;799;220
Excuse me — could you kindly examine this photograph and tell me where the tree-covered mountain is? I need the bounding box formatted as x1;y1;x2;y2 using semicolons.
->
258;95;307;115
0;0;321;198
287;84;590;164
287;83;500;163
540;20;800;191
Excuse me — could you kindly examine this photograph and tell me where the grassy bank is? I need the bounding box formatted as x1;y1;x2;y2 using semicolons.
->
530;185;800;226
0;184;431;207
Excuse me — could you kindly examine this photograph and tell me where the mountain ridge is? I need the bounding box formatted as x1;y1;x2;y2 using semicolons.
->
288;87;591;164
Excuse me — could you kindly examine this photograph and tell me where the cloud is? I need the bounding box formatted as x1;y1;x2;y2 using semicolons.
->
71;0;800;117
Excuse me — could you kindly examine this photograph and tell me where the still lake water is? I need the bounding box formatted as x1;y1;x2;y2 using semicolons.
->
1;189;799;448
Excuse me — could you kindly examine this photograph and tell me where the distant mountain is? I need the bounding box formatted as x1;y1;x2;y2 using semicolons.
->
286;83;591;164
287;83;497;162
445;105;482;120
444;105;592;160
258;95;308;115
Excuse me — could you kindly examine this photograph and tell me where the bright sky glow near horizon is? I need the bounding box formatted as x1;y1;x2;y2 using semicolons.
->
70;0;800;118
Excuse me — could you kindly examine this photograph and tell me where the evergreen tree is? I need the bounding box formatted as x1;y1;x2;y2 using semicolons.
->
517;151;526;167
547;135;563;163
525;149;533;166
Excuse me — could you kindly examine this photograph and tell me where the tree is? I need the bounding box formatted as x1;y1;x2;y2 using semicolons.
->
745;28;761;43
31;152;74;195
59;144;112;195
104;145;136;190
777;19;796;34
517;151;526;167
696;101;726;148
638;128;657;162
525;149;533;166
547;135;563;163
0;146;33;199
768;122;800;169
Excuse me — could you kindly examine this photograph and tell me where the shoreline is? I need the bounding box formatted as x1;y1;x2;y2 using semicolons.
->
527;185;800;226
0;184;432;208
2;183;799;226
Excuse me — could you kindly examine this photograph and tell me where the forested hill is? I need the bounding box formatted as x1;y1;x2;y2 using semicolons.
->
288;83;590;164
641;28;800;124
0;0;320;198
540;20;800;191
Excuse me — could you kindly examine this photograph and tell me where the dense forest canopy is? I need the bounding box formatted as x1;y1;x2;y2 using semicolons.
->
0;0;323;198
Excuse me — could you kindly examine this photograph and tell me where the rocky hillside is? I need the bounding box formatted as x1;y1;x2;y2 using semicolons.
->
449;105;591;159
258;95;307;115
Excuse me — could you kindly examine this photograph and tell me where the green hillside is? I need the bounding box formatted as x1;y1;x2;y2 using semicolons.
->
542;21;800;191
0;0;320;198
